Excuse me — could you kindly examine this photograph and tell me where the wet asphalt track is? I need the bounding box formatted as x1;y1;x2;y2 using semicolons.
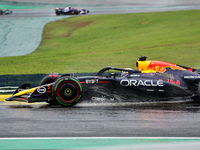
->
1;101;200;137
1;0;200;138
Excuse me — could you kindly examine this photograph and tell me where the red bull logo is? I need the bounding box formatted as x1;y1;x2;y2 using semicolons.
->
146;61;185;73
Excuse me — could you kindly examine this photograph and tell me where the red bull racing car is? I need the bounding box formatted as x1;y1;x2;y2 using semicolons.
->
6;56;200;106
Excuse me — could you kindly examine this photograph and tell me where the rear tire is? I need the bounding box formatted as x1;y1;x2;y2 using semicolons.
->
52;77;82;106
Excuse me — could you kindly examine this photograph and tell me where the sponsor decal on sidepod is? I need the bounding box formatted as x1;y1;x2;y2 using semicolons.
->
37;86;46;94
120;79;164;87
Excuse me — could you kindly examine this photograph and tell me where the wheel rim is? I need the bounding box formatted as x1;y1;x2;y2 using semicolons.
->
64;88;72;96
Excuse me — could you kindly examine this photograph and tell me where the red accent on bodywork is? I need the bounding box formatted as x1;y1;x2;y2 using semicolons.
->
49;74;58;79
14;97;28;102
188;68;193;72
99;81;110;83
167;79;181;86
47;84;52;93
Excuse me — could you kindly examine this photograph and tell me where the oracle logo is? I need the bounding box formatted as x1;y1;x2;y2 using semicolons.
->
120;79;163;87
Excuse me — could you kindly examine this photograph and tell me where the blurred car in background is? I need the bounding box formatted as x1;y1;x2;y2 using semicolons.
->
0;9;13;15
55;7;89;15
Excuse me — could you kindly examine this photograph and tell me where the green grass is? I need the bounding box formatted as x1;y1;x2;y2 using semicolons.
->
1;10;200;75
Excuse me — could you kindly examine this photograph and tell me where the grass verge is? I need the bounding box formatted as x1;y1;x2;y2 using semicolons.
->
0;10;200;75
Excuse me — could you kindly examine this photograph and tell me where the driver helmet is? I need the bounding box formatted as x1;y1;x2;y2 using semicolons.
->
121;68;133;77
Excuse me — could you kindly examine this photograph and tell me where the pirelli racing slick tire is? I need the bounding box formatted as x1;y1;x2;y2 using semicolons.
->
52;77;82;106
40;72;59;85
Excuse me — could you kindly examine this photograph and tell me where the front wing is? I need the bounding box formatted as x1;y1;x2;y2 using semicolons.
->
6;84;52;103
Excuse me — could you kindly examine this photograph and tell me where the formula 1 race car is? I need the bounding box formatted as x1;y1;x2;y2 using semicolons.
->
0;9;13;15
55;7;89;15
6;56;200;106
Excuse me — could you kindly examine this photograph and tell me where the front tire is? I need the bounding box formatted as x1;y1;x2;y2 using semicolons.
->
52;77;82;106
